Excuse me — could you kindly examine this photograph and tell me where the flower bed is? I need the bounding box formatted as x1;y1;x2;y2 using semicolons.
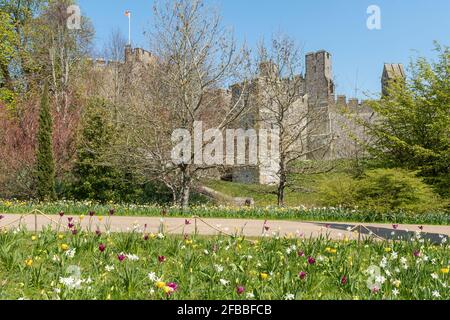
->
0;224;448;300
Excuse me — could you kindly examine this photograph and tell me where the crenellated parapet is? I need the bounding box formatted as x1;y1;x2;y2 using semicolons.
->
332;95;373;114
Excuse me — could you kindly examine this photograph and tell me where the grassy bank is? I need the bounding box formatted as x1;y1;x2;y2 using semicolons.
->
0;199;449;225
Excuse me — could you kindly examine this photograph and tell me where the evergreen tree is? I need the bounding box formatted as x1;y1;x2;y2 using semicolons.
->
71;98;125;202
36;82;56;200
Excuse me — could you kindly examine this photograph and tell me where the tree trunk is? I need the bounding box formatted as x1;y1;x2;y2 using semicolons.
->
277;164;286;207
179;165;191;211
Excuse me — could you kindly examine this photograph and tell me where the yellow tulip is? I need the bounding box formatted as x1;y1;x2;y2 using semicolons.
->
61;244;69;251
260;273;269;280
440;268;449;274
25;259;33;267
58;234;64;240
31;236;37;241
384;247;392;253
156;281;166;289
98;216;103;222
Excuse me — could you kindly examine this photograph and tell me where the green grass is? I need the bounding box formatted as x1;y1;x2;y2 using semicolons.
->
0;227;448;300
0;199;449;225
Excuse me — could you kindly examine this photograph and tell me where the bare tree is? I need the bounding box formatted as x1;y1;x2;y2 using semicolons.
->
110;0;250;209
255;34;333;206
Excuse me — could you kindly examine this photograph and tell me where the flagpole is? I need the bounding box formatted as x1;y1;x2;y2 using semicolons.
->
128;12;131;46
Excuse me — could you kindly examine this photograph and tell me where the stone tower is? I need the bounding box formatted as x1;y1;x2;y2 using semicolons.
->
381;63;405;96
305;50;335;106
305;50;335;159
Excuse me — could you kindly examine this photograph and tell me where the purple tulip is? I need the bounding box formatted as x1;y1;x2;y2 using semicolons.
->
109;209;115;216
71;229;78;235
307;257;316;265
299;271;307;280
341;276;348;285
413;250;421;257
236;286;245;295
158;255;166;263
118;254;126;262
98;243;106;252
392;224;398;230
167;282;178;291
185;219;191;225
89;211;95;217
297;251;305;257
59;211;65;217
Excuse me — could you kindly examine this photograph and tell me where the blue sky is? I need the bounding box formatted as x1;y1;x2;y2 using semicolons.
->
78;0;450;98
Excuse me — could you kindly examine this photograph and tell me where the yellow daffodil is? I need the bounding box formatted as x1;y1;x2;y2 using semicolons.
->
156;281;166;289
60;244;69;251
25;259;33;267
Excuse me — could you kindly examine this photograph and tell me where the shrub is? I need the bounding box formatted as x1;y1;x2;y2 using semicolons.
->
317;169;445;213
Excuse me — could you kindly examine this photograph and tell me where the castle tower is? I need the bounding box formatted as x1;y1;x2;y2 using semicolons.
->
305;50;334;160
305;50;335;106
381;63;405;96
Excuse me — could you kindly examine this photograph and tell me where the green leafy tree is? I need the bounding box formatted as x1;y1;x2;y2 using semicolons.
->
364;43;450;196
36;82;56;200
0;10;18;107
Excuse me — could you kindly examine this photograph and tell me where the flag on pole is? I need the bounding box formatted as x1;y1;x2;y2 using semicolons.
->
125;10;131;45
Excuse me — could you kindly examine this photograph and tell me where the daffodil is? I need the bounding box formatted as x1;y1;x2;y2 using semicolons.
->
25;259;33;267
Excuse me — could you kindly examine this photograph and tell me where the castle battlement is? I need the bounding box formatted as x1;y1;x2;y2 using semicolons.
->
332;95;373;114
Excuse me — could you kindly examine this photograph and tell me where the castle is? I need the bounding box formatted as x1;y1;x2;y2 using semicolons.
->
89;46;405;185
230;51;406;185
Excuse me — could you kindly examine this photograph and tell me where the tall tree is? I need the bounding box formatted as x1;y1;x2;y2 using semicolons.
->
36;82;56;200
110;0;250;209
255;35;334;206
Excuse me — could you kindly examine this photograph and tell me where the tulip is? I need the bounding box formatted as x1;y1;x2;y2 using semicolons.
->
341;276;348;285
158;255;166;263
307;257;316;265
89;211;95;217
109;209;115;216
99;243;106;252
236;286;245;295
167;282;178;291
59;211;64;217
118;254;126;262
299;271;307;280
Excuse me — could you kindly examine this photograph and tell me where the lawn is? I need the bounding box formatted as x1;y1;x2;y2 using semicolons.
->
0;225;448;300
